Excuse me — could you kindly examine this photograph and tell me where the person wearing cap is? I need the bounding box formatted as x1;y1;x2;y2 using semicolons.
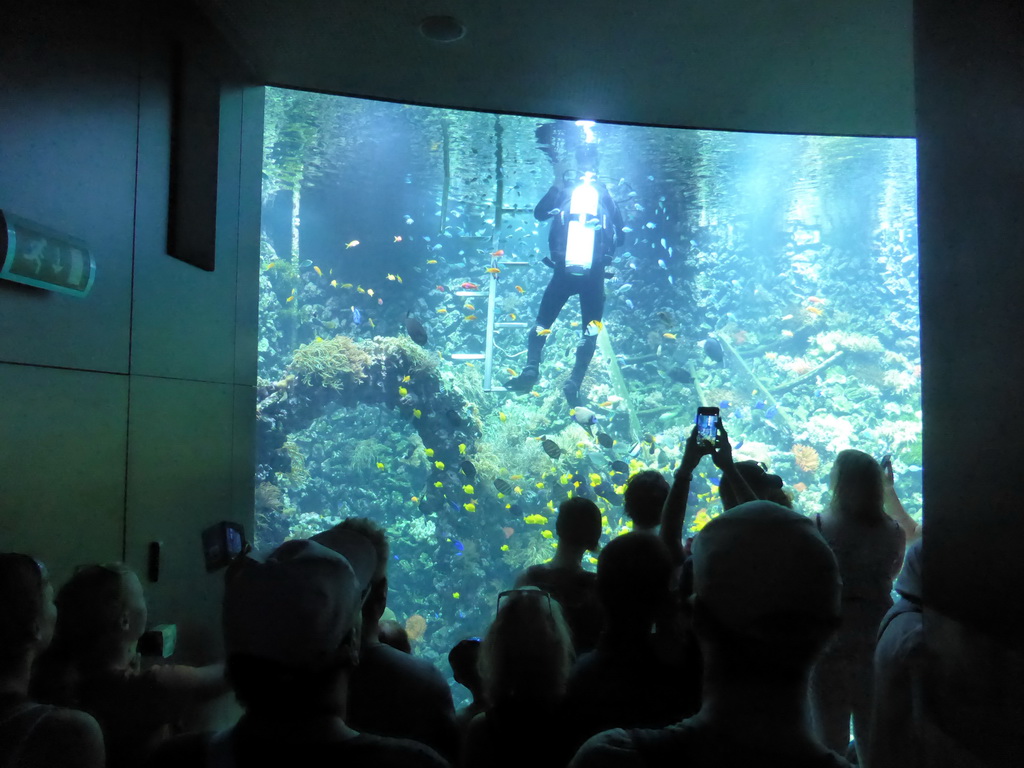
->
515;497;606;654
314;518;460;763
570;501;852;768
148;539;450;767
867;538;924;768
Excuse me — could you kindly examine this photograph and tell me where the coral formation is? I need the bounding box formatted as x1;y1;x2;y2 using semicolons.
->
405;614;427;641
290;335;372;391
792;444;821;474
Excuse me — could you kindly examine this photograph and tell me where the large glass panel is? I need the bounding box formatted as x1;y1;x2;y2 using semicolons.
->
256;87;920;690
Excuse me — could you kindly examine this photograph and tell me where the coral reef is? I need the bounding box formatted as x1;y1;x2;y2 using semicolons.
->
792;444;821;474
405;614;427;641
290;335;372;392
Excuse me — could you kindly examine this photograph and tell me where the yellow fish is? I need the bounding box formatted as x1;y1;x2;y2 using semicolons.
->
437;308;448;314
463;484;474;494
547;499;556;510
536;328;551;336
506;368;517;377
413;409;422;418
464;502;476;512
357;286;366;294
399;387;408;396
367;288;375;297
459;443;467;455
387;274;397;281
509;313;517;320
541;530;554;539
411;496;419;503
515;285;525;293
535;481;545;489
501;544;509;552
285;295;294;302
341;283;353;289
514;486;523;494
345;240;360;248
599;401;614;408
510;474;524;481
313;266;322;277
427;259;438;264
265;262;276;269
452;592;460;599
589;320;604;331
376;462;385;470
464;303;475;311
396;275;403;284
435;461;445;470
524;514;548;525
589;473;603;487
434;481;444;488
499;412;508;422
485;267;501;274
402;375;411;382
315;336;324;342
464;315;477;321
368;318;375;328
663;332;677;339
424;448;434;457
570;321;580;327
330;280;338;287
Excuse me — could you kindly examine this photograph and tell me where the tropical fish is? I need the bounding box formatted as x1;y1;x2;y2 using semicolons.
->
387;273;398;281
367;289;375;297
524;514;548;525
515;285;525;294
424;448;434;457
405;216;414;224
621;226;634;233
413;409;422;419
351;306;362;325
610;460;630;474
596;432;615;449
494;478;514;495
376;462;385;470
436;308;448;314
542;439;562;459
345;240;360;248
464;315;477;322
313;266;323;276
285;295;294;302
405;313;428;346
536;328;552;336
463;484;475;495
541;530;554;539
330;280;338;288
459;443;467;455
663;333;677;340
464;502;476;512
754;400;767;410
460;460;476;480
434;481;443;488
394;236;403;242
506;368;517;377
806;306;824;316
436;285;446;292
571;407;598;428
486;267;501;274
807;296;826;304
500;544;510;551
498;412;508;422
461;282;479;290
265;262;276;269
658;259;668;269
704;337;724;364
490;250;504;256
668;368;694;384
341;283;353;289
399;387;408;397
435;461;445;470
464;303;475;311
427;259;438;264
719;400;733;409
368;318;375;328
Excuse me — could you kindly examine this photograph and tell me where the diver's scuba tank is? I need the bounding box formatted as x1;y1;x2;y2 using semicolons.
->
564;172;599;276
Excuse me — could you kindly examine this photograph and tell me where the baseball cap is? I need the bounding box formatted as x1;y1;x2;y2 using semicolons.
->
223;539;361;671
692;501;841;640
310;526;379;600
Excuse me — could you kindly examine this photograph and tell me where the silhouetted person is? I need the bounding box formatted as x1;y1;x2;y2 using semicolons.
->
720;460;792;509
868;539;924;768
465;588;577;768
378;620;412;654
810;450;905;763
447;637;483;736
149;539;449;767
516;497;605;653
623;470;669;533
571;501;852;767
32;563;227;768
314;519;460;763
566;533;692;747
0;553;104;768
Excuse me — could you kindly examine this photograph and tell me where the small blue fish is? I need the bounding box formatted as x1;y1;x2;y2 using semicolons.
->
351;306;363;325
733;440;744;450
621;226;634;233
753;400;767;410
645;222;657;229
453;540;464;552
719;400;732;409
765;406;778;419
710;477;720;487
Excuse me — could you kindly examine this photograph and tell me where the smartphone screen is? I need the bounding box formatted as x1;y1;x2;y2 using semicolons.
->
696;407;720;447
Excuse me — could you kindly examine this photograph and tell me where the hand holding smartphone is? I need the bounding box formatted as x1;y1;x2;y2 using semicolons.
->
695;406;720;449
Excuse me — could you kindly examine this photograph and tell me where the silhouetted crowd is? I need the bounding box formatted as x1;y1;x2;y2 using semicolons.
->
4;419;1010;768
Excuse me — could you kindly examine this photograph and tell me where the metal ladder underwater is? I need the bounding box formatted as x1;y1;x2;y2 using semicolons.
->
449;253;530;391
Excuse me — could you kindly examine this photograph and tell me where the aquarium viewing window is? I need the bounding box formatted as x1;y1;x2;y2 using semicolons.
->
255;87;921;682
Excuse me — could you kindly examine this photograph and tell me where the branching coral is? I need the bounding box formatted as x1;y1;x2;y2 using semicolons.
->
255;482;284;515
792;444;821;474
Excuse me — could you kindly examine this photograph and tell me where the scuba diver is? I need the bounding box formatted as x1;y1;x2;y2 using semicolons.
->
506;122;624;407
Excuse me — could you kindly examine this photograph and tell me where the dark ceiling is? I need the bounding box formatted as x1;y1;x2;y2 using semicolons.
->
198;0;914;138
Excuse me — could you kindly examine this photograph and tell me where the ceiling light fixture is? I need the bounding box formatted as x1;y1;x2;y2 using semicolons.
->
418;16;465;43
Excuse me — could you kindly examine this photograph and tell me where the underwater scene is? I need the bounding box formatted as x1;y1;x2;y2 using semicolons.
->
255;87;921;689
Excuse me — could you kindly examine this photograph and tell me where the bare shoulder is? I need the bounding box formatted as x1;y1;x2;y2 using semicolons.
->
29;707;105;768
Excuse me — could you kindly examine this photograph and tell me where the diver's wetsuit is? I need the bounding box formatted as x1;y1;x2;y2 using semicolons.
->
516;181;623;399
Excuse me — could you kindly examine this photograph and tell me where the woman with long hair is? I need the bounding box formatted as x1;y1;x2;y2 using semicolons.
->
809;449;906;764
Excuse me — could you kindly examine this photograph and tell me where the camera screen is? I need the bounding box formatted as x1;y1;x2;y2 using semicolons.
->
226;526;243;556
697;412;718;445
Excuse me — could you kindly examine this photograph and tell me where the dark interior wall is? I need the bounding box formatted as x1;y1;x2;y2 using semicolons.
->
0;0;261;662
915;0;1024;643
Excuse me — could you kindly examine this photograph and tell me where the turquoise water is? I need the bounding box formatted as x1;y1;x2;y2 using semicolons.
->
255;87;921;681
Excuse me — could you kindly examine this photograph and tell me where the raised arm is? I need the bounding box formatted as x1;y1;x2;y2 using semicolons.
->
881;456;922;545
661;426;708;567
710;419;756;506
